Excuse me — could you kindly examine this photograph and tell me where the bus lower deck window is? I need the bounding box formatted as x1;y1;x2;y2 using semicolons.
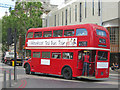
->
52;52;61;59
33;52;40;58
63;52;73;59
42;52;50;58
98;51;108;61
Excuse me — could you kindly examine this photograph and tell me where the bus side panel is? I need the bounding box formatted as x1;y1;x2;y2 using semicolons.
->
50;58;62;75
60;49;78;77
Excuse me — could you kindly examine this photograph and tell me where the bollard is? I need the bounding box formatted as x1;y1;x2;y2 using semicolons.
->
15;67;17;82
9;69;11;87
3;70;6;88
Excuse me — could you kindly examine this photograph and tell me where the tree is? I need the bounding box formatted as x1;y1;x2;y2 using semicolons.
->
2;1;43;52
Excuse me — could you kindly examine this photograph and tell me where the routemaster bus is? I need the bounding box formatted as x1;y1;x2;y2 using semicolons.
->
24;24;110;80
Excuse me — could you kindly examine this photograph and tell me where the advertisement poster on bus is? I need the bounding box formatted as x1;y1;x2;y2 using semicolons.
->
27;38;77;47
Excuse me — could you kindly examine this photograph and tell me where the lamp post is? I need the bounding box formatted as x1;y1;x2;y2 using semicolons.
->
100;0;102;26
14;28;17;81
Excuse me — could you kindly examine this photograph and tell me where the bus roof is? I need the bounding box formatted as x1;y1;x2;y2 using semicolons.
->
27;24;107;32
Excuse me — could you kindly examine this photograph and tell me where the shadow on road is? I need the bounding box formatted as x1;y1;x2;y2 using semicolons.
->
29;73;105;82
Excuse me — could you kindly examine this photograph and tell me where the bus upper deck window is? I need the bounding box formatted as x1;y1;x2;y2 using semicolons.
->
43;31;52;37
34;32;42;38
53;30;63;37
76;28;87;36
96;29;106;37
27;32;33;38
64;29;74;36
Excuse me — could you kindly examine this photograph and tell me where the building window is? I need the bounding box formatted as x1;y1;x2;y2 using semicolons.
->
80;3;82;22
65;9;67;25
92;0;94;16
52;52;61;59
55;15;56;26
42;52;50;58
63;52;73;59
85;1;87;18
34;32;42;38
62;11;64;25
109;27;119;44
70;8;71;23
33;52;40;58
27;32;33;38
75;5;77;21
43;31;52;37
64;29;74;36
53;30;63;37
46;19;47;27
98;0;101;16
58;14;59;26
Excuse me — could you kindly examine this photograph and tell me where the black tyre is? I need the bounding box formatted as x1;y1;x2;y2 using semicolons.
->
31;72;35;75
25;64;30;74
62;67;72;80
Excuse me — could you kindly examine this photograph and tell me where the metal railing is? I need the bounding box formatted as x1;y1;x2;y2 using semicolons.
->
3;69;17;88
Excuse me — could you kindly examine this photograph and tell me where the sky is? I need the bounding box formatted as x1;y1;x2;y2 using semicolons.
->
0;0;15;19
0;0;64;19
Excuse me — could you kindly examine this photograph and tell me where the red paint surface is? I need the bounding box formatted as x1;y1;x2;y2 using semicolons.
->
24;24;110;79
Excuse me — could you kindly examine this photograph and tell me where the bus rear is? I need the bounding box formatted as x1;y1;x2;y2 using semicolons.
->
93;25;110;79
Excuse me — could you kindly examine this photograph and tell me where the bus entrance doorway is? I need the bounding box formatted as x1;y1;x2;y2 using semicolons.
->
78;50;96;77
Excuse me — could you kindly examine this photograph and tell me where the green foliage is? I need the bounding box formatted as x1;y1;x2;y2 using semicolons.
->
2;1;43;52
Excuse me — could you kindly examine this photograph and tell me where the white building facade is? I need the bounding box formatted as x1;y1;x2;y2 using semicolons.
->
43;0;120;66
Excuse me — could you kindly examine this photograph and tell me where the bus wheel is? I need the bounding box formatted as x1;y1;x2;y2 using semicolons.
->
25;64;30;74
31;72;35;75
62;67;72;80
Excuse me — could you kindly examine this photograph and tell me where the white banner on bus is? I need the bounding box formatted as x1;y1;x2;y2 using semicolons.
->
41;59;50;65
28;38;77;46
97;62;108;69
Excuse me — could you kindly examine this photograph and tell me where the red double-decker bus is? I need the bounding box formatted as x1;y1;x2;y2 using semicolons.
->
24;24;110;79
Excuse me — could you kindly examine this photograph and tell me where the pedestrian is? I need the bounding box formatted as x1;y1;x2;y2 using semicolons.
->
114;63;119;70
111;63;115;70
82;52;90;76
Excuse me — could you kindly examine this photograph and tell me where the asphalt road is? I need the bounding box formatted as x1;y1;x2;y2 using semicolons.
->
0;61;119;89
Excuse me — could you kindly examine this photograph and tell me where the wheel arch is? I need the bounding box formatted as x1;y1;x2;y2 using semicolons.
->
61;65;73;75
24;62;30;68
